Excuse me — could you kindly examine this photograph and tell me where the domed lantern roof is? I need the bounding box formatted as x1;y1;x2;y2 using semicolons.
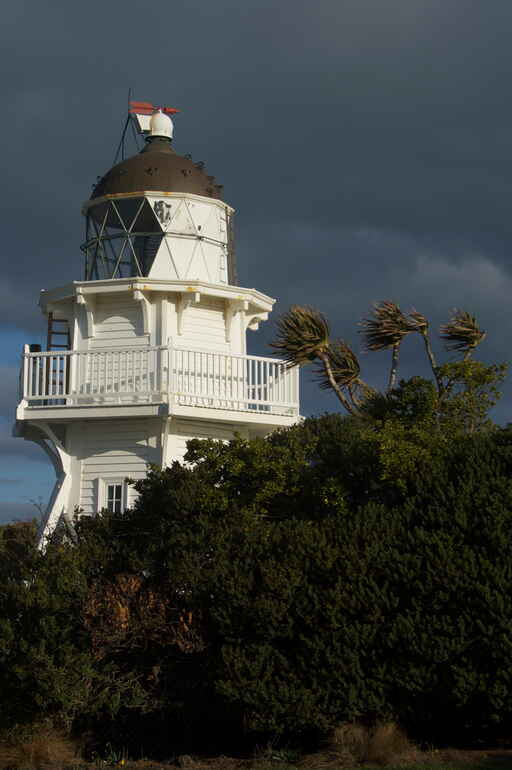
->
82;107;235;284
90;111;223;202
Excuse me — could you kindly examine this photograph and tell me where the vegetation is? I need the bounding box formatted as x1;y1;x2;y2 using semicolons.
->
270;302;503;426
1;302;511;764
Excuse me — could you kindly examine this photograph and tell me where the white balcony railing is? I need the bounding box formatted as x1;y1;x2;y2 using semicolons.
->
20;345;299;417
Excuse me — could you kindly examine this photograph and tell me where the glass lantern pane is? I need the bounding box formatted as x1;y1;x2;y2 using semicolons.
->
132;199;161;233
131;233;163;275
113;198;145;230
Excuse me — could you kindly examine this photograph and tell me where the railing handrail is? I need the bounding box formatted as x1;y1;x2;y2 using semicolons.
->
172;346;286;366
23;344;290;368
23;345;168;358
24;349;75;358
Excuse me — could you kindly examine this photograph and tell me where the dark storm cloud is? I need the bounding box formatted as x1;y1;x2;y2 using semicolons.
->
2;0;512;491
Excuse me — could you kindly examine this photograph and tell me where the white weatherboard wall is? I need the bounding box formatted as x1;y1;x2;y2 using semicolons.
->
90;294;148;350
180;297;229;352
78;419;161;513
166;418;248;465
86;292;236;353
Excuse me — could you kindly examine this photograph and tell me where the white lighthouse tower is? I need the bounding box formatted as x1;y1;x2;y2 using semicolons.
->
14;104;299;539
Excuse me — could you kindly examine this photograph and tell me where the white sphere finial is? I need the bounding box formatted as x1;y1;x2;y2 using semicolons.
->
150;110;173;140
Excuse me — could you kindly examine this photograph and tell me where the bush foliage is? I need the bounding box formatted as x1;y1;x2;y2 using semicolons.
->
3;378;512;753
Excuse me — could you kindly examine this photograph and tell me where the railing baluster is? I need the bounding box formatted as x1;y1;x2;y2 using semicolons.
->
239;356;243;405
92;353;96;394
27;358;35;397
246;358;249;406
43;356;48;397
223;353;227;404
47;356;52;397
26;355;32;399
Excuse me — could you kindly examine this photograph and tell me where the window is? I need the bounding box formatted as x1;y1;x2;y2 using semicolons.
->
98;478;128;513
106;482;123;513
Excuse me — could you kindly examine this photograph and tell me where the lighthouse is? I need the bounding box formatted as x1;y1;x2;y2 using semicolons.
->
14;103;300;540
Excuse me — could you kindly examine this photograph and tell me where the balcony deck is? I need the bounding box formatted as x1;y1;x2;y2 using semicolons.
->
18;345;299;421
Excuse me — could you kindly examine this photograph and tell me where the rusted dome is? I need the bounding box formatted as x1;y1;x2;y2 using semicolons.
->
91;137;223;200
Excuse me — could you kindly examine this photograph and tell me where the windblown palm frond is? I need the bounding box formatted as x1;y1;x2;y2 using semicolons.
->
408;309;428;334
360;301;415;351
314;340;361;390
348;379;377;409
439;310;486;357
270;305;330;368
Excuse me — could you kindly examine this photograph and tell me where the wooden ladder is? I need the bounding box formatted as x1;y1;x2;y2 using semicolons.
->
45;312;71;400
47;312;71;351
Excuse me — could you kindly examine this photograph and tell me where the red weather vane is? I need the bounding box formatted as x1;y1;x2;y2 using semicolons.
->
129;100;180;116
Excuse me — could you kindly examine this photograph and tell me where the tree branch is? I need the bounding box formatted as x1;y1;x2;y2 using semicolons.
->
318;352;359;415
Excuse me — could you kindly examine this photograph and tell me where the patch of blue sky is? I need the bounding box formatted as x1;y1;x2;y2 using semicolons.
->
0;327;46;367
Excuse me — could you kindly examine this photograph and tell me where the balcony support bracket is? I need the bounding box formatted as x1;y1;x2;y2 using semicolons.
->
177;291;200;336
224;298;249;342
247;311;269;332
75;289;95;338
132;286;151;335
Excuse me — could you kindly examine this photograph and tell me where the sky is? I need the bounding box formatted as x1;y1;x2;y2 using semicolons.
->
2;0;512;523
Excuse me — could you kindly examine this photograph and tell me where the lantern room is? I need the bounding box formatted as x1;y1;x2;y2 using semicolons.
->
81;110;236;284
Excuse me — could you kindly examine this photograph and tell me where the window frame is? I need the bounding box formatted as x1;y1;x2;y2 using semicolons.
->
100;478;127;513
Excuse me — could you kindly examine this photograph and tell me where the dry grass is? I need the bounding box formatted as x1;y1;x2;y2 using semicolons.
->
0;726;78;770
1;726;510;770
326;721;417;766
366;723;417;765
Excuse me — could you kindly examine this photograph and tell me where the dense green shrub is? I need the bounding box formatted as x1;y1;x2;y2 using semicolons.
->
0;521;92;730
3;386;512;750
75;408;512;745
